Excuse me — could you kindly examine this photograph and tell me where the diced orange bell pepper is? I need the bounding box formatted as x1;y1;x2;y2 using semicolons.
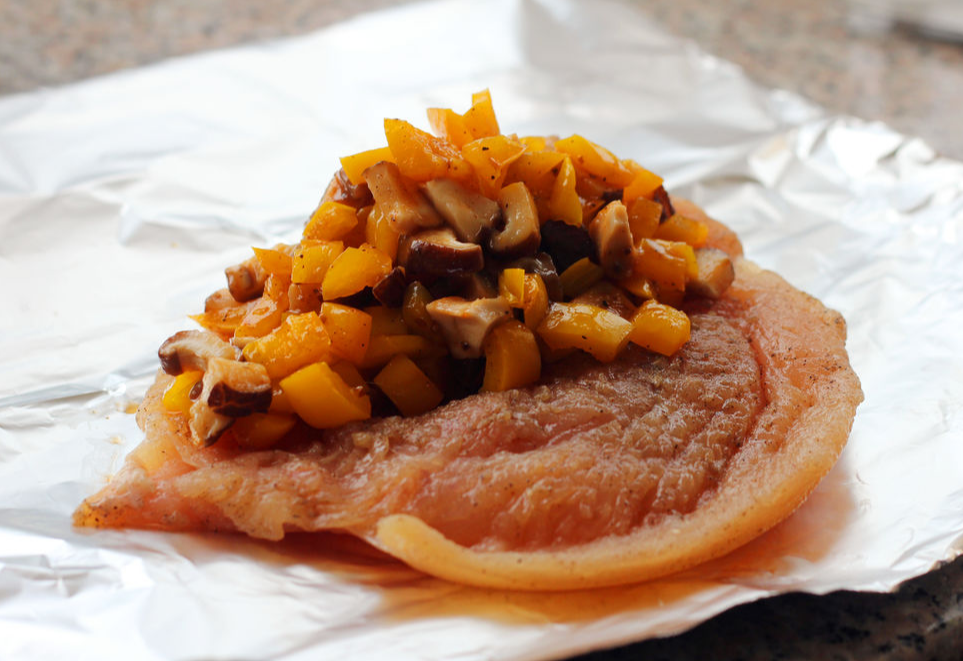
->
627;197;662;245
559;257;604;299
291;241;344;285
360;334;439;369
364;205;401;261
242;312;331;380
462;89;500;140
632;239;689;295
537;302;633;362
366;305;409;336
262;273;291;310
522;273;550;331
622;166;664;204
340;146;394;186
321;243;392;301
461;135;526;198
554;135;635;188
498;268;526;308
303;201;359;242
629;299;691;356
505;150;567;191
190;299;257;339
231;412;297;450
482;320;542;392
373;354;444;416
653;214;709;248
319;302;372;366
426;107;473;148
252;247;293;278
384;118;473;182
548;156;582;226
280;361;371;429
234;296;283;342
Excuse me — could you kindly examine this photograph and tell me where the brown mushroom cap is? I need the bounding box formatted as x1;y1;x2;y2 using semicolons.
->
225;255;266;303
689;247;735;299
201;357;272;417
364;161;443;234
158;330;239;376
490;182;541;258
398;228;485;280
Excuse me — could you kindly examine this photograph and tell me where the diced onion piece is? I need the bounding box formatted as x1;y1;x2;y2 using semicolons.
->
629;300;691;356
482;320;542;392
536;302;633;363
280;361;371;429
373;354;444;417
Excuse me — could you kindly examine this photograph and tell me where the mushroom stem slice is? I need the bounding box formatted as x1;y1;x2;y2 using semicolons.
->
491;182;540;258
589;201;634;280
426;296;513;359
398;228;485;279
424;178;501;244
689;247;735;299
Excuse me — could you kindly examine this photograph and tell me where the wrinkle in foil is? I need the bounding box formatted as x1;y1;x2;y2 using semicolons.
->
1;0;962;659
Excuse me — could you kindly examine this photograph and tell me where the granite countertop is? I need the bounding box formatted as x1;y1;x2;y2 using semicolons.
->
2;0;961;659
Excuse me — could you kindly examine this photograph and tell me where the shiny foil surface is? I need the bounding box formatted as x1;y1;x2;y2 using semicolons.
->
1;0;962;659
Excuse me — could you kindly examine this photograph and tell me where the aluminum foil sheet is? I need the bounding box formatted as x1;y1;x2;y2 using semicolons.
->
1;0;962;659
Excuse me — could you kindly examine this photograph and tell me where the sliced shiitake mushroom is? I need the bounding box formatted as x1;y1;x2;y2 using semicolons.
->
423;178;501;244
397;228;484;280
589;200;634;280
491;182;540;258
689;247;735;299
364;161;442;234
158;330;239;376
457;271;498;300
372;266;408;307
651;185;675;223
201;357;272;417
225;255;267;303
321;167;374;208
426;296;513;359
539;220;595;274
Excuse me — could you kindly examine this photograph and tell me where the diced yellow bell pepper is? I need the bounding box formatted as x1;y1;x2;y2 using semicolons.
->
291;241;344;285
536;302;633;363
364;205;401;261
462;89;500;140
189;300;256;339
461;135;526;198
426;107;473;148
231;412;297;450
618;272;657;300
384;118;473;182
653;214;709;248
622;166;664;204
242;312;331;380
319;302;372;366
559;257;604;299
548;156;583;226
627;197;662;245
632;239;689;295
262;273;291;310
253;246;293;278
234;296;283;342
522;273;550;331
268;385;295;414
365;305;408;336
329;360;366;389
554;135;635;188
482;320;542;392
505;149;567;191
321;243;392;301
303;201;359;242
498;268;526;308
162;370;203;414
629;300;691;356
373;354;444;417
519;135;549;151
340;146;394;186
280;361;371;429
360;334;438;369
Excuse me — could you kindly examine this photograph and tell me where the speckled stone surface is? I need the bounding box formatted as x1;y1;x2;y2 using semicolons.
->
1;1;961;659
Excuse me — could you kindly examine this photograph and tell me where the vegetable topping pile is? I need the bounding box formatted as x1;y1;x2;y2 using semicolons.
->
159;90;735;449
